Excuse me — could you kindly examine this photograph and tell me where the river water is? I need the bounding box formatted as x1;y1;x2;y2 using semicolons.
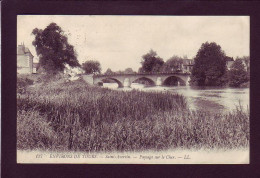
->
103;83;249;113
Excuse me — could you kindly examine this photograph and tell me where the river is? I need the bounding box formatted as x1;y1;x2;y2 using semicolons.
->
103;83;249;113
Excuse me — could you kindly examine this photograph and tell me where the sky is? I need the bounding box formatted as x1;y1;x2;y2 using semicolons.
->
17;15;249;72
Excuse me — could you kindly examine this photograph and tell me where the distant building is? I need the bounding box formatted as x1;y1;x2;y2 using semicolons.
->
17;43;38;74
226;57;249;71
182;59;194;73
33;63;40;73
226;57;234;70
178;57;247;73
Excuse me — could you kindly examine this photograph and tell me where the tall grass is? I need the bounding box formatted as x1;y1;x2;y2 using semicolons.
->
17;76;249;152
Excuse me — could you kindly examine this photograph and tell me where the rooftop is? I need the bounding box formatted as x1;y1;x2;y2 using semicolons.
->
225;56;234;61
17;44;33;56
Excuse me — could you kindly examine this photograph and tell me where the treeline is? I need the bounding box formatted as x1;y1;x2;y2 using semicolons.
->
138;50;192;74
190;42;249;87
103;68;137;75
31;23;193;77
102;42;250;88
32;23;249;88
102;51;192;75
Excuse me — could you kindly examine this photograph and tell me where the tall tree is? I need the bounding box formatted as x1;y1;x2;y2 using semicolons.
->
82;60;101;74
190;42;228;86
228;58;249;87
32;23;79;74
139;49;164;73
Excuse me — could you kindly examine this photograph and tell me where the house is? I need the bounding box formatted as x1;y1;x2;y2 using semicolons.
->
182;59;194;73
17;43;35;74
226;57;234;70
33;62;40;73
177;56;246;73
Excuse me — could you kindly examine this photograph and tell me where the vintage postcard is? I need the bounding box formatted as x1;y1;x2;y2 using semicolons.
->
17;15;249;164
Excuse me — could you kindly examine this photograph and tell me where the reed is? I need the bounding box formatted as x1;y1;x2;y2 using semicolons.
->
17;75;249;152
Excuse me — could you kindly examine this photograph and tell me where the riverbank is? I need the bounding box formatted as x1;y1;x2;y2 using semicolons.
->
17;74;249;153
103;82;249;114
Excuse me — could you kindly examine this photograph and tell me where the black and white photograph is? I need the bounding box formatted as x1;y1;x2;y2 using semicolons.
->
16;15;250;164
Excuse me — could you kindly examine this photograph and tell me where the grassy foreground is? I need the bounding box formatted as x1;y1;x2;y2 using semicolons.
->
17;74;249;152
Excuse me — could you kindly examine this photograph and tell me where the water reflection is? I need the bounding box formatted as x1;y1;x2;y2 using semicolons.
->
102;83;249;113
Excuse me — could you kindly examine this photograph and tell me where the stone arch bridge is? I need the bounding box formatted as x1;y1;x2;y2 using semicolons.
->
83;72;191;88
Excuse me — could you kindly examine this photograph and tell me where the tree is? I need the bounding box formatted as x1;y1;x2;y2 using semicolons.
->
239;56;250;70
124;68;135;74
190;42;228;86
32;23;79;74
103;68;115;83
138;67;145;73
114;70;124;74
82;60;101;74
139;49;164;73
160;55;183;72
228;58;249;87
240;56;250;79
104;68;114;75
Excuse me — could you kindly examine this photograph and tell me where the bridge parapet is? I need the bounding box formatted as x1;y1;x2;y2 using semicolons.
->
94;72;191;78
84;72;191;88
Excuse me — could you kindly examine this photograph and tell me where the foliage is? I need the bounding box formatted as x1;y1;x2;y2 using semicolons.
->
106;68;136;75
124;68;135;74
239;56;250;80
32;23;80;74
228;58;249;87
17;77;34;94
190;42;228;86
114;70;125;74
239;56;250;71
104;68;114;75
17;78;249;151
103;68;116;82
102;68;114;83
17;110;63;150
139;49;164;73
82;60;101;74
160;55;185;72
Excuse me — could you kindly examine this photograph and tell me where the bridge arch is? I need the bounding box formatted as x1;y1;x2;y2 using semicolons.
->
132;77;156;86
163;75;186;86
101;78;124;88
89;73;190;88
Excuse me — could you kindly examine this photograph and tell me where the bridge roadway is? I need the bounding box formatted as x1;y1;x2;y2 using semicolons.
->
83;72;191;88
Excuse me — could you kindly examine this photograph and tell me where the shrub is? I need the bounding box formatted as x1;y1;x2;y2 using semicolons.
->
17;77;34;94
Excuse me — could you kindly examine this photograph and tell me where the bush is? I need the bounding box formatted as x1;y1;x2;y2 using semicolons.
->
17;77;34;94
